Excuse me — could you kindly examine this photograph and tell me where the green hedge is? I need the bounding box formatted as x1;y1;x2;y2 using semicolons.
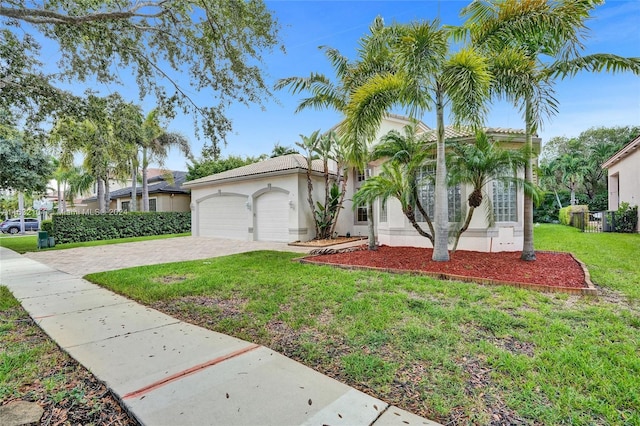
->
41;219;53;234
559;205;588;226
51;212;191;244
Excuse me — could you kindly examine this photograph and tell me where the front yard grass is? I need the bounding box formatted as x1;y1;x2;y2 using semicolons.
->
0;232;190;254
85;224;640;425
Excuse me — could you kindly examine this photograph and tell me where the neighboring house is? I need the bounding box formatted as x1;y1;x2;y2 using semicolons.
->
601;134;640;231
183;115;541;251
83;171;190;213
48;168;168;211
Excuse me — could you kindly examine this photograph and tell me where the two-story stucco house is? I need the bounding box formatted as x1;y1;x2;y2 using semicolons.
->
183;115;541;251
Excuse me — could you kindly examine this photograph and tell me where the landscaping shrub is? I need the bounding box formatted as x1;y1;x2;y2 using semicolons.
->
614;202;638;233
41;219;53;234
534;191;601;224
51;212;191;244
534;192;569;223
588;191;609;212
559;205;588;227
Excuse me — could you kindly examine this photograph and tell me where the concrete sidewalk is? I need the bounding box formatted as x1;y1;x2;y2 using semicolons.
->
1;247;440;426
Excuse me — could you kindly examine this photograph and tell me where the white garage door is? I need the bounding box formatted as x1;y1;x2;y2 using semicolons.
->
198;195;247;239
255;192;290;242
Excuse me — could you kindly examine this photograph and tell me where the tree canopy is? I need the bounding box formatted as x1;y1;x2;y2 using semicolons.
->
186;154;266;181
0;131;53;194
1;0;282;151
539;125;640;207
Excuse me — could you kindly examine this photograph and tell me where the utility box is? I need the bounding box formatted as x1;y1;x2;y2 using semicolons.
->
48;237;55;248
37;231;49;249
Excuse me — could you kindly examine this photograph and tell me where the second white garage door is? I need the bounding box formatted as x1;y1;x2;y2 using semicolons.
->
198;195;248;239
255;192;290;242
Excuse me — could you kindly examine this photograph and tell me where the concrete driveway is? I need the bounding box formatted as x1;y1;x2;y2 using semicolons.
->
24;236;311;276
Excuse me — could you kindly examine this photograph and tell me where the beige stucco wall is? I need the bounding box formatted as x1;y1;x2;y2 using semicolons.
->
186;116;535;250
84;194;190;213
373;164;525;252
332;117;531;251
607;148;640;232
189;171;340;242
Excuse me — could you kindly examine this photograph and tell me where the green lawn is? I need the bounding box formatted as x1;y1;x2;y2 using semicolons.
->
85;224;640;425
0;232;190;254
534;224;640;299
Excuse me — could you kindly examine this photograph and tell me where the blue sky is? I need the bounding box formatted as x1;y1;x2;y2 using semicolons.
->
33;1;640;171
209;0;640;172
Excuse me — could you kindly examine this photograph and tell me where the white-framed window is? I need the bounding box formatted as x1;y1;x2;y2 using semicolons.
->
493;181;517;222
149;198;157;212
379;199;388;223
415;166;462;222
354;168;368;224
357;204;368;222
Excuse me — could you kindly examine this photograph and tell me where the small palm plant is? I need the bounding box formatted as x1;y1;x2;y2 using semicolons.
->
354;122;437;244
447;131;537;252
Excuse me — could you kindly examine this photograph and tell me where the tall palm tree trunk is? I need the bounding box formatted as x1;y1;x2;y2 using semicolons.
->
329;171;348;238
142;148;149;212
433;87;450;261
96;178;105;213
130;165;138;212
367;202;376;250
18;192;25;234
569;183;577;205
521;98;536;261
104;175;111;212
57;181;63;213
305;166;318;238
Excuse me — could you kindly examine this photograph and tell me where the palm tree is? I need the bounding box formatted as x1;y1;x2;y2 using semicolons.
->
295;130;322;238
52;117;109;213
276;19;396;250
537;161;564;211
354;122;441;245
551;154;589;206
51;157;72;213
344;20;491;261
65;166;94;208
112;101;144;212
139;110;191;212
50;94;137;213
447;131;532;252
369;121;436;239
328;132;356;239
459;0;640;260
354;161;436;244
270;143;298;158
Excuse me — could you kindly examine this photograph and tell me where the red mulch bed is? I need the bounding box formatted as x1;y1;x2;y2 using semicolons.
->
304;245;588;291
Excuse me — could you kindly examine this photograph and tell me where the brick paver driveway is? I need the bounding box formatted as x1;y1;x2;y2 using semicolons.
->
24;236;310;276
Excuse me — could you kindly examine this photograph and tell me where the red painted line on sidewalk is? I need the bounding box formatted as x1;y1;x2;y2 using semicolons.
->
122;344;261;400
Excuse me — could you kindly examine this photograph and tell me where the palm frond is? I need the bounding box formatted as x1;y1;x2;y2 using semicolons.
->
545;54;640;79
443;48;492;129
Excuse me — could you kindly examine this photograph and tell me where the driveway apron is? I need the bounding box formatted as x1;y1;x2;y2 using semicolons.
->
23;236;310;276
